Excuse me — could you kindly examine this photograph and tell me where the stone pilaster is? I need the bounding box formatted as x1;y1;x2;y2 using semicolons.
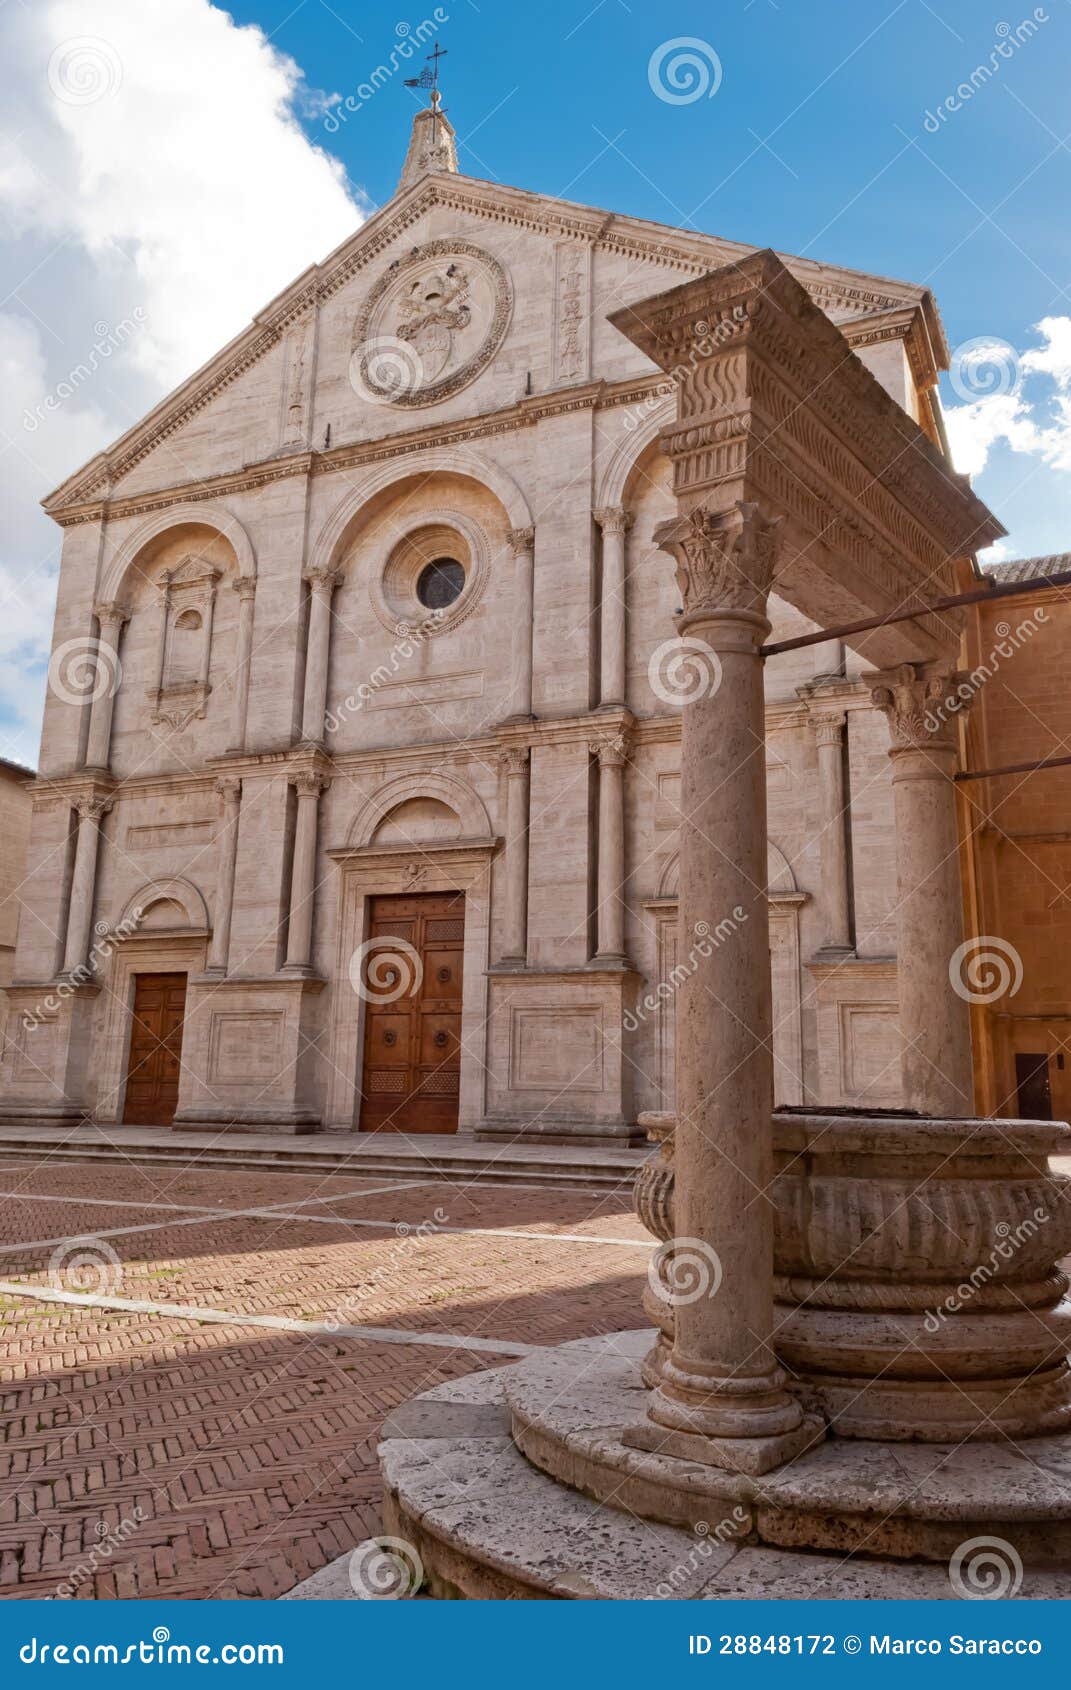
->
625;501;815;1475
61;795;112;977
865;661;974;1115
498;748;530;966
205;778;242;976
228;577;257;753
300;569;341;744
593;508;632;708
284;770;329;972
506;528;535;720
807;708;853;954
83;603;127;771
590;732;629;965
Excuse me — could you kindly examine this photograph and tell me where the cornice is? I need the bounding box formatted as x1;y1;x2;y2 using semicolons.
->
46;377;661;529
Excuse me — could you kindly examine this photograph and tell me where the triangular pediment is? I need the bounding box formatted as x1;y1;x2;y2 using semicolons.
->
43;170;945;517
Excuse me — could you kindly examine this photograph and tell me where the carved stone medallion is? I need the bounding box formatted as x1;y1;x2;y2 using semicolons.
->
351;239;512;408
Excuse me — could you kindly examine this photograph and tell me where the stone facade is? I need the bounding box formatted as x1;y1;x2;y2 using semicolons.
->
963;555;1071;1121
0;758;34;1050
0;118;988;1138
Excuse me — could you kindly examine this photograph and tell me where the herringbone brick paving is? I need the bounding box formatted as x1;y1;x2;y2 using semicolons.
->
0;1156;649;1599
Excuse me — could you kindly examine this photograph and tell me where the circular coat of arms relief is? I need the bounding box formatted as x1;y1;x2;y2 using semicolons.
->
351;239;513;408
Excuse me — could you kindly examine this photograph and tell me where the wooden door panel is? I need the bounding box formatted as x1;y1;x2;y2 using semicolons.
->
123;972;187;1127
359;892;464;1133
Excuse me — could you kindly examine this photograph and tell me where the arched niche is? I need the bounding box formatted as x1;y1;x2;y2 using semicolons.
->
347;771;493;850
100;500;256;605
309;446;533;580
119;876;210;934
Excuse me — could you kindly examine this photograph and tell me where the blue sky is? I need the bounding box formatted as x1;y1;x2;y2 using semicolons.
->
2;0;1070;767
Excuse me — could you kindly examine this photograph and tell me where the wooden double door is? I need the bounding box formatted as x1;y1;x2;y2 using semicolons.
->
122;972;188;1127
359;892;464;1134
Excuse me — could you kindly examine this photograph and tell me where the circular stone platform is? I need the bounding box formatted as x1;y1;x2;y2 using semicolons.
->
379;1334;1071;1597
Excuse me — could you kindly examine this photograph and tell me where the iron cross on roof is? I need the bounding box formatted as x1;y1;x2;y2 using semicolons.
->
404;39;448;106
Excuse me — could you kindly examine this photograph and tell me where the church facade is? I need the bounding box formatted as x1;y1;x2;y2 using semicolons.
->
0;107;991;1139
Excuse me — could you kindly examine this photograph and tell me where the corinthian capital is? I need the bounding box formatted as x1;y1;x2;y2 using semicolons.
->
589;733;629;768
593;507;633;538
498;747;530;778
507;527;535;555
654;501;781;619
92;601;129;633
865;662;970;752
292;770;330;799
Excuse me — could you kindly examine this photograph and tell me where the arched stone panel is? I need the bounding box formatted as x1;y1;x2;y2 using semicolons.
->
101;500;256;603
347;771;493;849
119;876;210;933
310;447;533;578
658;841;799;900
594;394;676;510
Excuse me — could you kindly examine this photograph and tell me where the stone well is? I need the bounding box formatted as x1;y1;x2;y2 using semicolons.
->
638;1108;1071;1442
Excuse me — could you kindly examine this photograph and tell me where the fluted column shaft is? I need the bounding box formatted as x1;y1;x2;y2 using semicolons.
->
867;663;974;1115
594;508;632;707
285;772;328;971
300;570;340;743
206;779;242;975
62;797;111;975
228;578;256;752
810;710;852;952
507;528;535;719
592;734;628;962
499;750;530;964
84;604;127;771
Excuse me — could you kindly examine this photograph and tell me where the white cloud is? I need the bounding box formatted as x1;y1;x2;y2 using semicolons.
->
945;316;1071;480
0;0;364;764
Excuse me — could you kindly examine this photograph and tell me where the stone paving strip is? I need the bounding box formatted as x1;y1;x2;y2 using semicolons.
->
0;1281;541;1357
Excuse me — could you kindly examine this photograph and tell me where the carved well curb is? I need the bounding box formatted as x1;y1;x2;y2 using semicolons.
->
634;1109;1071;1441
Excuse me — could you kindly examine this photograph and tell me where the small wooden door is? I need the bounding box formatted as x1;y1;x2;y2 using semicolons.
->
359;892;464;1134
122;973;188;1126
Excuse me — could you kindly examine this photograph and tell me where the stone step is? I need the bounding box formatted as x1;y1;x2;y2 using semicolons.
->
0;1124;646;1191
377;1363;1071;1600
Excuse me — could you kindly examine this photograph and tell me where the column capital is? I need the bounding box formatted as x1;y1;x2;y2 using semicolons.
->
808;709;847;748
75;794;113;823
497;747;530;778
507;526;535;554
232;575;257;602
589;732;629;768
865;661;970;754
292;770;330;799
215;776;243;805
654;501;781;621
593;507;634;537
303;567;342;595
92;601;129;632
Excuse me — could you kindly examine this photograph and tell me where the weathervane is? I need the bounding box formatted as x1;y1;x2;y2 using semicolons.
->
404;39;448;114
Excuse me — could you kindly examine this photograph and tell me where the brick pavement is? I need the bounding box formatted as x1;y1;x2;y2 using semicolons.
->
0;1156;649;1599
